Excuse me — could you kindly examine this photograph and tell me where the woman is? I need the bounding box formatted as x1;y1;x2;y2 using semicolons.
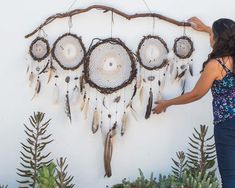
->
152;17;235;187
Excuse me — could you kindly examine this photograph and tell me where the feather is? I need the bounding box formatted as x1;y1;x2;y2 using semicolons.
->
83;98;90;119
26;65;29;73
130;83;137;101
121;112;128;136
80;92;87;111
160;74;166;91
31;79;41;100
127;102;138;121
102;97;108;110
92;109;99;134
79;75;85;94
145;88;153;119
169;62;174;74
38;61;49;75
104;122;117;178
189;63;193;76
177;69;187;81
52;83;60;104
157;92;162;101
65;91;72;122
113;96;121;103
181;78;186;95
28;72;35;87
139;85;144;104
137;75;142;89
47;63;56;84
71;85;80;104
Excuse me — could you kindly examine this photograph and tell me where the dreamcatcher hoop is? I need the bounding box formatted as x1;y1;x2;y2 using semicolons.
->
29;37;50;62
51;33;86;70
137;35;169;70
84;38;137;94
173;36;194;59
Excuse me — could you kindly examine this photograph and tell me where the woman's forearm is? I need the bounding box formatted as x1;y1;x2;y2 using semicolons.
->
167;91;201;106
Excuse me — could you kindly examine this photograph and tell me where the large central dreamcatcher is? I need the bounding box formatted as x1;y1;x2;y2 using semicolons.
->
25;4;195;178
84;37;137;177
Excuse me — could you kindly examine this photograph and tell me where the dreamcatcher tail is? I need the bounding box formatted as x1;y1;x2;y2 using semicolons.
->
92;109;99;134
31;78;41;100
145;88;153;119
181;78;186;95
104;122;117;178
121;112;128;136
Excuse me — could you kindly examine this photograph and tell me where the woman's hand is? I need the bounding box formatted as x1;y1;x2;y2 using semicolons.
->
152;100;170;114
188;17;211;34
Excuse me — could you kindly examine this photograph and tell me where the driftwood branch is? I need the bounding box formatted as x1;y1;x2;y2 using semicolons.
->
25;4;191;39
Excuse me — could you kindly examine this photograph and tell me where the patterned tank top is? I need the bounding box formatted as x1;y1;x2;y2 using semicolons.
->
211;59;235;125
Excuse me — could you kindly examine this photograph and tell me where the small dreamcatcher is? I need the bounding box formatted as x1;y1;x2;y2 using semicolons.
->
167;27;195;95
136;35;169;119
84;37;137;177
27;32;51;100
50;32;86;122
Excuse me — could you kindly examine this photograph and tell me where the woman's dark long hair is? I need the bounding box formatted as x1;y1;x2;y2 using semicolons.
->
202;18;235;73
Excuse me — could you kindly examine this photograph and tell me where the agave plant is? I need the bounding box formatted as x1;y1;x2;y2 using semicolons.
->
17;112;53;188
56;157;75;188
187;124;216;175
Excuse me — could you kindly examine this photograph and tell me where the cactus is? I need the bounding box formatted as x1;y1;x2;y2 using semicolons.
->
36;163;57;188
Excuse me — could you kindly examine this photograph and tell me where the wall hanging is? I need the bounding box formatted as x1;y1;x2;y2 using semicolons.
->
25;4;194;178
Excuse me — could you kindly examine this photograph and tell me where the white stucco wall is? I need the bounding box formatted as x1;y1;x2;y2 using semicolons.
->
0;0;235;187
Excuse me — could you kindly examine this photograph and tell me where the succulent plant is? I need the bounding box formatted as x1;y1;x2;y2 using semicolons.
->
187;125;216;175
36;163;57;188
182;170;219;188
56;157;75;188
17;112;53;188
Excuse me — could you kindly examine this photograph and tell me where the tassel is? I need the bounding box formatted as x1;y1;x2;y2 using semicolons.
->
31;78;41;100
92;108;99;134
28;72;35;87
104;122;117;178
65;91;72;122
145;88;153;119
52;83;60;104
121;112;128;136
